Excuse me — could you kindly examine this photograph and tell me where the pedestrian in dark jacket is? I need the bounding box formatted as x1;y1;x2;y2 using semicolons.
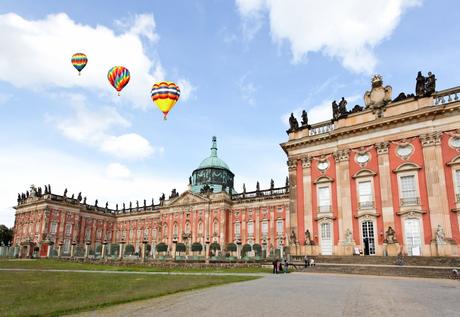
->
284;259;289;273
273;258;278;274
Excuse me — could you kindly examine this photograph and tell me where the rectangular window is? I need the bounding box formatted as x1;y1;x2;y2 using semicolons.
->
456;170;460;194
85;228;91;240
65;224;72;236
50;222;58;234
358;181;373;208
235;222;241;235
262;222;268;235
400;175;418;205
247;222;254;235
318;186;331;212
63;239;70;253
276;220;284;235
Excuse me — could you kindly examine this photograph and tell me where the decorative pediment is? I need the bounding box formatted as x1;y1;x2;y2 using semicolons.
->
393;162;421;173
446;155;460;166
315;212;336;221
352;169;377;179
167;191;208;207
313;176;334;184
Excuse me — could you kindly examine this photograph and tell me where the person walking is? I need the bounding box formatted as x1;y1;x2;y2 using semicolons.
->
272;258;278;274
284;258;289;273
277;259;282;274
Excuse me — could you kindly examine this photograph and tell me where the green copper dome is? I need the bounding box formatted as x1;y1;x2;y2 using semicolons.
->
191;136;234;194
198;136;230;170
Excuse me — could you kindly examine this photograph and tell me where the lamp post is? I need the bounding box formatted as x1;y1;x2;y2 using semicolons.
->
205;236;210;264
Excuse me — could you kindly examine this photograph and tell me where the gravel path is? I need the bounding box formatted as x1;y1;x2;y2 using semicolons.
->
67;272;460;317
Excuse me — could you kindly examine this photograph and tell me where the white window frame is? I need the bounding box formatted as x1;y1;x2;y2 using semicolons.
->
317;185;331;212
453;168;460;202
276;220;284;235
235;222;241;236
247;221;254;236
397;171;420;206
65;224;72;236
357;178;374;209
50;222;58;234
261;221;268;236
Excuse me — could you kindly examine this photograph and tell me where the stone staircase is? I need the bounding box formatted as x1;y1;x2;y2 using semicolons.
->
289;256;460;279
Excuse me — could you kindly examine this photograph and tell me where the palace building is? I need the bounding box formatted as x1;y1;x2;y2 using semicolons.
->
12;72;460;258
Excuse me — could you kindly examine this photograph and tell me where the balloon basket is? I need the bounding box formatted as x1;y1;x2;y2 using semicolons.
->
78;72;81;76
117;92;120;96
163;116;167;121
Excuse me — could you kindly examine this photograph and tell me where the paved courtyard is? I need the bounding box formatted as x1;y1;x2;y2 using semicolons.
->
69;272;460;317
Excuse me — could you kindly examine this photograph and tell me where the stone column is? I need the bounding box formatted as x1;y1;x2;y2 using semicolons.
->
420;132;450;241
376;142;396;230
302;156;313;249
70;243;75;258
334;149;354;255
84;243;89;259
101;243;106;259
119;243;124;260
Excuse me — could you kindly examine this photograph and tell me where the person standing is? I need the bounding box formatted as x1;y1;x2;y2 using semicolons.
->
273;258;278;274
284;258;289;274
304;255;309;268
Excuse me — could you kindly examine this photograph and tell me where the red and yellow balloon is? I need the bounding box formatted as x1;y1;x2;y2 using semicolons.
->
151;81;181;120
107;66;130;96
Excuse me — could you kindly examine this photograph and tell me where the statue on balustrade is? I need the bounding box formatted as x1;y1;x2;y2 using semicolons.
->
94;199;98;207
288;113;299;132
270;179;274;189
384;226;396;244
122;203;126;212
425;72;436;96
77;192;82;202
416;71;425;97
83;197;87;204
243;183;246;194
289;230;297;245
63;188;67;198
143;199;147;210
136;200;139;211
415;71;436;97
304;229;312;245
301;110;310;127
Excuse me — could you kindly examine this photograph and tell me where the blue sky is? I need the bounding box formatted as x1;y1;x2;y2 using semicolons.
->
1;0;459;226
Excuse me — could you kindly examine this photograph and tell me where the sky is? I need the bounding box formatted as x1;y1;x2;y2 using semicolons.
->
1;0;459;227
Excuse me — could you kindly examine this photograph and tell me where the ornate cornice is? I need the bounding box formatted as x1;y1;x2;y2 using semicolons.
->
375;141;390;155
419;131;442;147
333;149;350;162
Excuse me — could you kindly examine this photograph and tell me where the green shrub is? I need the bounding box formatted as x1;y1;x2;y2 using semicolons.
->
175;243;186;253
253;244;262;256
210;242;220;251
156;242;168;253
191;242;203;252
226;243;237;252
124;244;135;255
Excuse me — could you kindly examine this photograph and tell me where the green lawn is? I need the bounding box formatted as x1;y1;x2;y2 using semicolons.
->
0;271;258;317
0;259;271;273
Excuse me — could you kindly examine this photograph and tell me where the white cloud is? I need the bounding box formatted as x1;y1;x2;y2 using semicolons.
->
106;163;131;179
51;93;159;160
238;73;257;106
101;134;155;160
0;12;192;109
0;147;185;227
236;0;421;73
177;78;196;101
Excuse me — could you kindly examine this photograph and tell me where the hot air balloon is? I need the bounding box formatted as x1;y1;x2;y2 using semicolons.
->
71;53;88;75
107;66;130;96
151;81;181;120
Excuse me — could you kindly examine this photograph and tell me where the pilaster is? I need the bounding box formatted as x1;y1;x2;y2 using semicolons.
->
302;156;313;244
376;141;395;231
420;132;452;238
333;149;352;247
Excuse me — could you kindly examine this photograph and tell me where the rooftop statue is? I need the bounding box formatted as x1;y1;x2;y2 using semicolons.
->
415;71;436;97
364;74;392;118
301;110;309;127
288;113;299;132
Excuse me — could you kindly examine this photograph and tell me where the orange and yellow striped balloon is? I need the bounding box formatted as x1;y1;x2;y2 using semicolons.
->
151;81;181;120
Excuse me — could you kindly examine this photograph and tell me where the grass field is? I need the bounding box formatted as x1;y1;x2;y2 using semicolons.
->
0;258;271;273
0;270;258;317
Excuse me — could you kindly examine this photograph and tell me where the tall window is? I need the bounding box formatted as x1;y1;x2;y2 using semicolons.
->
185;222;191;234
63;239;70;253
248;222;254;236
262;222;268;236
358;181;373;208
173;223;178;237
276;220;284;235
456;170;460;198
213;220;219;234
198;221;203;234
400;175;418;204
235;222;241;236
85;227;91;240
50;222;58;234
65;224;72;236
318;186;331;212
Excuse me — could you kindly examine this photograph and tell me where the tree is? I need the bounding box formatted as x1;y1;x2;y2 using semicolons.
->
124;244;135;255
0;225;13;245
176;242;186;253
241;244;252;256
253;244;262;256
156;242;168;253
191;242;203;252
210;242;220;251
226;243;237;252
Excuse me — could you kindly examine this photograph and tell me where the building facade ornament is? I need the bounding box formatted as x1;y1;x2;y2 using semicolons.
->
375;141;390;155
333;149;350;163
287;159;297;171
302;156;311;168
420;131;442;147
364;75;393;118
